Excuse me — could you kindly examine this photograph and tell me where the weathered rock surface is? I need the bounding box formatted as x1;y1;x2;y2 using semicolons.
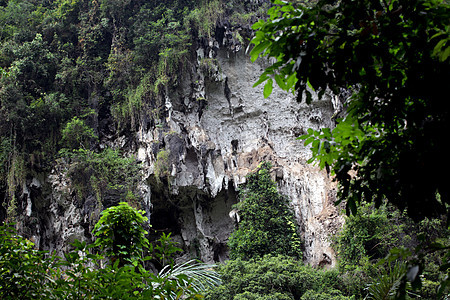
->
15;31;344;268
131;43;344;266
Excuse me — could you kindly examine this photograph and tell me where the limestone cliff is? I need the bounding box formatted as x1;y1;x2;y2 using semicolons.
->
12;22;344;268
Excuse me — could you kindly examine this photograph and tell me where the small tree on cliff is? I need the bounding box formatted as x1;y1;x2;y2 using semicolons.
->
228;161;302;260
93;202;149;266
250;0;449;296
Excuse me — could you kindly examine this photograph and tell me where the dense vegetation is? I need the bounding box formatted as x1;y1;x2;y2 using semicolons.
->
1;0;449;298
228;162;302;260
207;163;354;299
207;163;448;299
333;203;449;299
250;0;449;298
0;0;263;221
0;202;220;299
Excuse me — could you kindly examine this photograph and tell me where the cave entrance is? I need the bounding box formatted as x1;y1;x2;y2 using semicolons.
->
147;176;238;263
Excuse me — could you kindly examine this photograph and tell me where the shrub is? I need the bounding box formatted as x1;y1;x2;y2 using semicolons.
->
154;149;170;185
1;207;220;299
228;162;302;260
206;254;352;300
148;232;182;269
301;289;355;300
61;115;97;150
0;224;58;299
60;147;141;205
93;202;149;265
334;202;410;271
334;202;449;298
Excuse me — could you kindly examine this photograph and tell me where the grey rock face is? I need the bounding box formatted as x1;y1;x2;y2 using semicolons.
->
134;45;344;266
16;35;343;268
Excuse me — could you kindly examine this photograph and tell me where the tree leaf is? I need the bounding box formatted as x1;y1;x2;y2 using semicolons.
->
304;136;315;146
250;40;270;62
263;78;273;98
274;73;287;90
441;46;450;61
253;74;269;87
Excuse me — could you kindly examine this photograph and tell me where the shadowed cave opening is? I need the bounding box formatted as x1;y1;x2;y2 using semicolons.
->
147;176;238;262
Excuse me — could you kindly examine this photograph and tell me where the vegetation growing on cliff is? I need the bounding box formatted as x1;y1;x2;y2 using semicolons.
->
1;0;449;298
0;0;263;221
228;162;302;260
251;0;449;297
0;203;220;299
208;162;354;299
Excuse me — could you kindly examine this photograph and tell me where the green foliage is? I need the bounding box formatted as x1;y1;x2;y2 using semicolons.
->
60;147;141;205
367;261;410;300
148;232;183;269
333;202;449;298
334;203;410;271
185;0;224;37
3;149;25;221
0;32;66;162
129;1;196;100
154;149;171;185
383;237;450;299
93;202;149;265
206;254;354;300
0;224;58;298
301;290;355;300
251;0;450;221
110;73;149;129
157;258;222;298
61;115;97;149
1;216;220;299
228;162;302;260
0;1;34;42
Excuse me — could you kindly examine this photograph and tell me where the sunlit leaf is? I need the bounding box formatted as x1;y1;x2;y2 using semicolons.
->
263;78;273;98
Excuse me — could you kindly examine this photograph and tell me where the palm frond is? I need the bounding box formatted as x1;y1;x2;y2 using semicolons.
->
149;259;221;299
367;261;408;300
159;259;222;293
